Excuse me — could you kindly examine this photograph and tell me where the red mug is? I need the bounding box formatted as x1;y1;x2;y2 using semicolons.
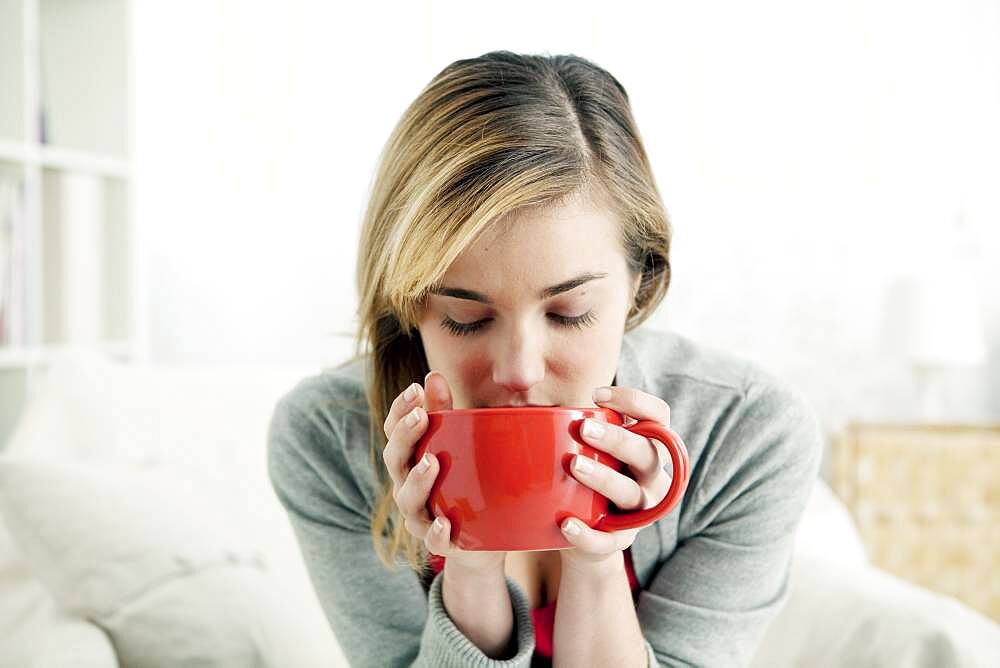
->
410;405;690;551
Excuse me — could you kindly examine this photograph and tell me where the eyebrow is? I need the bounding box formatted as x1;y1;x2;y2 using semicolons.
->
429;271;609;304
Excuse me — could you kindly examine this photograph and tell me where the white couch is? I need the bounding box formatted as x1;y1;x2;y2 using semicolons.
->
0;349;997;667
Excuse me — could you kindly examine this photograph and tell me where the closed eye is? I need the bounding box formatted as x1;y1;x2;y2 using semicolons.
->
441;310;598;337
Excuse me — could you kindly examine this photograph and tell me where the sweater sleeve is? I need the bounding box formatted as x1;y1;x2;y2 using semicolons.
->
266;391;537;668
637;380;824;668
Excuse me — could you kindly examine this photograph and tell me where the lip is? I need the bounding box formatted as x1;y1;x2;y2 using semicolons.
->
431;405;607;416
489;403;557;408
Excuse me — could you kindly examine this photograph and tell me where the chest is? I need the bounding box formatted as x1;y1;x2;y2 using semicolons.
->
504;550;562;609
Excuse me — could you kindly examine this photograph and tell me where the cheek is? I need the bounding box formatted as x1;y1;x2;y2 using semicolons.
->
547;346;601;379
553;321;624;379
457;353;491;387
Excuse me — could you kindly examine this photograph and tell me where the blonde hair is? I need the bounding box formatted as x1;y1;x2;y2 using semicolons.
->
340;51;673;576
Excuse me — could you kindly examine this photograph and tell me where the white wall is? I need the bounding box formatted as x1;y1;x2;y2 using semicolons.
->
132;0;1000;470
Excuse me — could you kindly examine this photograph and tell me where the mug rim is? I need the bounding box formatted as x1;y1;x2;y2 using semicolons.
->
425;405;616;416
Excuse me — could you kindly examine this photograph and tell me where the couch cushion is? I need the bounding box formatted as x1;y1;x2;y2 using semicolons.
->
100;564;315;667
751;554;1000;667
0;522;118;667
0;456;259;614
0;455;331;666
792;478;868;566
4;349;355;665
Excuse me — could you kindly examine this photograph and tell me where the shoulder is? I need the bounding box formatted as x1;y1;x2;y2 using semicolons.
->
625;325;816;425
623;326;822;482
266;354;377;519
623;326;780;396
269;354;370;431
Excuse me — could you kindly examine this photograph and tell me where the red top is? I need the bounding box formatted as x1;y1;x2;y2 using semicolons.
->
428;548;641;661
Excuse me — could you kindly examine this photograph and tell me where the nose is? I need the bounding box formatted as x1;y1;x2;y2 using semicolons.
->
491;325;546;393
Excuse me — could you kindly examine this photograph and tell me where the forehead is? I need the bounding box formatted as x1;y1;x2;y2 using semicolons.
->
444;195;623;285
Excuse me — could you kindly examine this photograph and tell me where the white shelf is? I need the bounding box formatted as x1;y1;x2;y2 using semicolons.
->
0;138;28;163
0;138;130;178
38;145;131;179
0;346;48;368
0;0;138;450
0;339;136;369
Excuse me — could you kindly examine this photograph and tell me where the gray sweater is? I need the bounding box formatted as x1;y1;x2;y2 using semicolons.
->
267;326;823;667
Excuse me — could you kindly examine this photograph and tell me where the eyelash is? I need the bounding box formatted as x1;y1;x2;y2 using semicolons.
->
441;310;598;337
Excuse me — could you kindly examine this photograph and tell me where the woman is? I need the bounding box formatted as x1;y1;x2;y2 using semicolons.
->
268;51;822;667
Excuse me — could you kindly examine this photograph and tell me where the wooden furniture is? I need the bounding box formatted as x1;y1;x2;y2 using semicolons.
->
832;422;1000;622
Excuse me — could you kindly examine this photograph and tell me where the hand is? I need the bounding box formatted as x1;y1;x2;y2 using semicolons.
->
560;385;680;569
381;370;507;575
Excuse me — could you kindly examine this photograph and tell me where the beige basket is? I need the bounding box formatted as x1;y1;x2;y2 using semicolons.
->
832;423;1000;622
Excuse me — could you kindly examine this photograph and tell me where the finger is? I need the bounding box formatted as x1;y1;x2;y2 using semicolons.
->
593;386;670;426
571;454;645;511
383;382;425;439
580;418;665;480
424;370;454;412
395;451;438;522
381;405;426;487
560;516;637;555
425;514;452;555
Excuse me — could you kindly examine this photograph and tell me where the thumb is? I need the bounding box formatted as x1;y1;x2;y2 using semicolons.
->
423;370;454;412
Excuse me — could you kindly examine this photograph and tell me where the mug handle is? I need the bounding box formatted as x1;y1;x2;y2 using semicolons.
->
592;420;690;532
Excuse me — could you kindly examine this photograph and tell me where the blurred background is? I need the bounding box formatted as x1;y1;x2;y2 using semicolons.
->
0;1;998;663
4;0;999;437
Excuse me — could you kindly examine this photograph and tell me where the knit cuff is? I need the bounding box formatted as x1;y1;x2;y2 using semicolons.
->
417;570;536;667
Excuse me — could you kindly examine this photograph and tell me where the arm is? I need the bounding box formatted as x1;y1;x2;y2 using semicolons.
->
266;391;537;667
553;551;649;668
443;560;517;659
634;381;823;667
552;379;822;667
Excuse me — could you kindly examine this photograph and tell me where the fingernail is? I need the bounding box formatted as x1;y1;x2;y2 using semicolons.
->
433;517;446;532
405;407;421;427
404;384;417;402
562;519;580;535
593;387;612;402
574;455;594;474
582;419;604;439
416;453;431;473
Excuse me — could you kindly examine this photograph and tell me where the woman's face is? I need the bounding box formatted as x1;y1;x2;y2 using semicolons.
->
416;194;641;409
